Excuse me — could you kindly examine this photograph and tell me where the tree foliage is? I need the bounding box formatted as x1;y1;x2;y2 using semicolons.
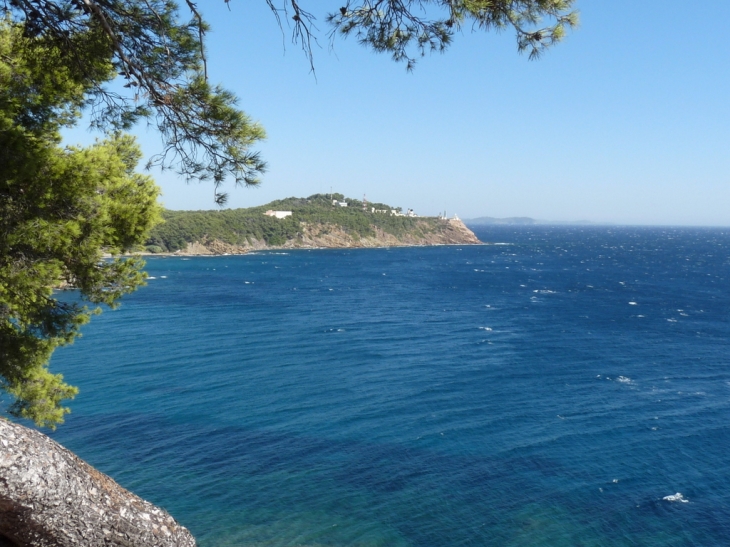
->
2;0;267;204
328;0;578;69
0;21;161;427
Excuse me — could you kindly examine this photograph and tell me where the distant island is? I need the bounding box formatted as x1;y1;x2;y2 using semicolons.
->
465;216;602;226
465;216;539;226
144;194;481;254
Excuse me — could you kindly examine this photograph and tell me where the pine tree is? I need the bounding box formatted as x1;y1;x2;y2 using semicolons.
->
0;21;161;427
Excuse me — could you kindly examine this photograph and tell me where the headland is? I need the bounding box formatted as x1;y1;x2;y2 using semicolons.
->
144;194;481;255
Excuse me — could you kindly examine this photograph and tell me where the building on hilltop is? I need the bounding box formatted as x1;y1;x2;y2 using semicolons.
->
264;210;292;219
387;208;418;217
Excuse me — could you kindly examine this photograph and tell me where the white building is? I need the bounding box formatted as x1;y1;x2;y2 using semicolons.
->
264;210;292;219
389;209;417;217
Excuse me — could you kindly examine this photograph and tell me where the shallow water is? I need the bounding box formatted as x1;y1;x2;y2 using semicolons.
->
46;226;730;546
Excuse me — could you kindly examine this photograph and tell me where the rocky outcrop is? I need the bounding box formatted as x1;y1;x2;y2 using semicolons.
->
178;238;250;255
0;419;195;547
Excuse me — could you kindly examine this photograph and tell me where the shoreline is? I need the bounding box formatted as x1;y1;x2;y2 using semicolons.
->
119;241;490;258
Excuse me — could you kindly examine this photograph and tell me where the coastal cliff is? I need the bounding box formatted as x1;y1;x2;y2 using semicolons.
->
0;419;195;547
174;218;479;255
145;194;481;255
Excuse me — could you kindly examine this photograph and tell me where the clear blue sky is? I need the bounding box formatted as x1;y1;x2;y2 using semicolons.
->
67;1;730;225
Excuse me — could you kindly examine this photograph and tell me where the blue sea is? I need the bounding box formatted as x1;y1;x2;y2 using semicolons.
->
45;226;730;546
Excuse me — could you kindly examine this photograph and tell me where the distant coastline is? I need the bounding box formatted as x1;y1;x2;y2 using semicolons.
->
465;216;607;226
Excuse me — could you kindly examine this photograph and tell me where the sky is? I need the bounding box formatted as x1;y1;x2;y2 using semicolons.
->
65;1;730;225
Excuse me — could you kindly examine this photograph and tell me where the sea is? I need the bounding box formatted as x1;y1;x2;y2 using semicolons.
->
44;225;730;546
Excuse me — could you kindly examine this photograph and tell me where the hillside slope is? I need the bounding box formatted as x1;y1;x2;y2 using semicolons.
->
145;194;480;254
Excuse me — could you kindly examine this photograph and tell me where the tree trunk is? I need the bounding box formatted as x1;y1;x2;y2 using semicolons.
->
0;419;196;546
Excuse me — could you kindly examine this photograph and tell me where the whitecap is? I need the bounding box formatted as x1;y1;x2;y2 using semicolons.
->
629;302;638;305
147;276;157;279
160;276;167;279
617;376;632;384
479;327;493;331
667;318;678;323
663;493;689;503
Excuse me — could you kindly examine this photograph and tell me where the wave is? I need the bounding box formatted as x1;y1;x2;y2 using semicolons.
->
663;493;689;503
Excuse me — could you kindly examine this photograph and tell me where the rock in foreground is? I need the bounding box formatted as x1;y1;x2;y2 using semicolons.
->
0;419;195;547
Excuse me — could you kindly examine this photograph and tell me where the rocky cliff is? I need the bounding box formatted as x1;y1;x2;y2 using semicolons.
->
285;218;480;249
0;419;195;547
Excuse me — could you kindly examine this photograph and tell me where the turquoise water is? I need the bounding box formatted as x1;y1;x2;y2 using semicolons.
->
46;226;730;546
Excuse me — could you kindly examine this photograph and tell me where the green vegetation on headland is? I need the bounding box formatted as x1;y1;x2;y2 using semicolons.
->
145;194;480;252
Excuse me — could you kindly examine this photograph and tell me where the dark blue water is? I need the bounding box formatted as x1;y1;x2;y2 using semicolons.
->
46;226;730;546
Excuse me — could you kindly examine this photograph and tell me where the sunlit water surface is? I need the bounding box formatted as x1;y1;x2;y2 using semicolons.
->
45;226;730;546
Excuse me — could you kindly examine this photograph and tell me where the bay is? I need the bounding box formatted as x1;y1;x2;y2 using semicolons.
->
46;226;730;546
